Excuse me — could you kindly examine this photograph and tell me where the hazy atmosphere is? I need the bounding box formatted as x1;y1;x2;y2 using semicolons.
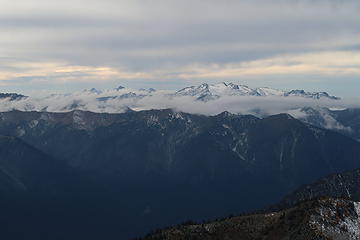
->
1;0;360;96
3;1;360;240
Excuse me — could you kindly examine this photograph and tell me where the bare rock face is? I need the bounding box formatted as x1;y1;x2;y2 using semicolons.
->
141;198;360;240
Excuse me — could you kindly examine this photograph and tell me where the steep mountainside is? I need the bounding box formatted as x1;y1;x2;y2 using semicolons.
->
0;134;139;240
140;198;360;240
274;168;360;210
0;110;358;185
330;108;360;141
0;135;64;197
0;135;90;239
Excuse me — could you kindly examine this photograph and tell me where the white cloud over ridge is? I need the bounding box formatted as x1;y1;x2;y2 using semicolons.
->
1;85;359;117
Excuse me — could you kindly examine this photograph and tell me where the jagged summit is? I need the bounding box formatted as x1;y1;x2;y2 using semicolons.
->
175;82;260;100
175;82;339;101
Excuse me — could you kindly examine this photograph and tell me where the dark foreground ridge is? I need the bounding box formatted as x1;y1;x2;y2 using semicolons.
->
140;197;360;240
140;167;360;240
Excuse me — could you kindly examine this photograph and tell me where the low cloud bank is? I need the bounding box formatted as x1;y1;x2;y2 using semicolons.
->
0;90;359;116
1;90;359;134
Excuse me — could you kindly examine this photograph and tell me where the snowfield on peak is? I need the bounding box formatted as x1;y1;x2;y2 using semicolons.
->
175;82;339;100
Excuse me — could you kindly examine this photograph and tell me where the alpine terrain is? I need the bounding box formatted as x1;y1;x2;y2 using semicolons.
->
0;107;360;239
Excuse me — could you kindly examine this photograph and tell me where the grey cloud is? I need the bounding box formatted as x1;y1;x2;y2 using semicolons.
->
0;0;360;94
0;16;122;29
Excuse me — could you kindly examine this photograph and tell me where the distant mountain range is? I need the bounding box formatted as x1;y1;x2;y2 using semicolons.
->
0;82;340;114
175;82;339;101
1;109;360;239
86;82;340;101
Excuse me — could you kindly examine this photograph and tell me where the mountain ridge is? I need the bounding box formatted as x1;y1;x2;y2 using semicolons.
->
175;82;339;101
0;109;359;239
0;82;340;113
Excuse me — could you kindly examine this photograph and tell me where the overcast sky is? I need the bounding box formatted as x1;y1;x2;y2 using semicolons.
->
0;0;359;96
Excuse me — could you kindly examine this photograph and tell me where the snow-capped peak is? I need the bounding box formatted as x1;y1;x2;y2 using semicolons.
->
175;82;260;101
175;82;339;101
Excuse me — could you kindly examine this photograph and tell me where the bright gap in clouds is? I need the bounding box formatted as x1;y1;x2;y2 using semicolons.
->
0;51;359;97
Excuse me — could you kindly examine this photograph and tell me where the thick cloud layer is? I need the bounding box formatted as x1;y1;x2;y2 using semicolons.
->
0;0;359;96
